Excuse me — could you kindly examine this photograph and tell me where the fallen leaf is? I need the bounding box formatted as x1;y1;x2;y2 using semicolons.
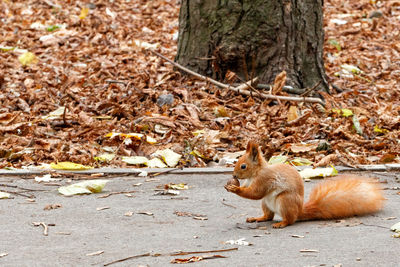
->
51;162;93;170
153;149;182;167
94;153;115;162
41;107;66;120
79;7;89;19
299;167;338;179
224;238;252;246
352;114;363;135
0;253;8;258
0;192;11;199
390;222;400;233
122;156;149;165
18;51;38;66
290;158;313;166
145;158;167;168
165;183;188;190
287;106;299;122
58;180;110;196
171;255;226;264
154;190;179;196
124;211;134;217
268;155;288;165
35;174;61;183
290;143;317;153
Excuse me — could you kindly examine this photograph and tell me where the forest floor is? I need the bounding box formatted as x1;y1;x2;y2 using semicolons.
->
0;0;399;170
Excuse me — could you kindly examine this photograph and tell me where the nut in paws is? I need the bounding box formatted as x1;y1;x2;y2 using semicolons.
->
224;184;239;193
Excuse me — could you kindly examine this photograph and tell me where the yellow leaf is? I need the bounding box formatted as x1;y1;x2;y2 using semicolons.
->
18;52;38;66
145;158;167;168
331;108;353;117
58;180;109;196
0;192;11;199
122;156;149;165
268;155;288;165
50;162;93;170
299;166;338;179
79;7;89;19
166;183;188;190
291;157;313;166
153;149;182;167
374;125;389;134
146;136;157;144
94;153;115;162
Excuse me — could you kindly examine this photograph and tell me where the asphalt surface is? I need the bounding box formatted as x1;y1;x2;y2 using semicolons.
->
0;171;399;267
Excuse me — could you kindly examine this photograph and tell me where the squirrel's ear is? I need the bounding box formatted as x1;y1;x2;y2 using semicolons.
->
246;141;252;153
248;142;260;162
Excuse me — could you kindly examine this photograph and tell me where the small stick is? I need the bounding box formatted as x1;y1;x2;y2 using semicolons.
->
105;80;128;85
221;201;237;209
32;222;49;236
2;190;33;198
150;167;183;177
103;248;238;266
150;50;228;89
170;247;238;256
98;190;137;199
103;253;151;266
0;184;47;192
150;50;325;106
300;80;322;97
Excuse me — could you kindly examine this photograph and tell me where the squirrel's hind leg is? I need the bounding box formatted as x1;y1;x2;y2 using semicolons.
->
272;192;302;228
246;200;274;223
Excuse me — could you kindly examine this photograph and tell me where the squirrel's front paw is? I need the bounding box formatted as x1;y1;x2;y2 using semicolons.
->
224;184;239;193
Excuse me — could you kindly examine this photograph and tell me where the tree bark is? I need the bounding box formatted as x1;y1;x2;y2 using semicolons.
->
176;0;329;93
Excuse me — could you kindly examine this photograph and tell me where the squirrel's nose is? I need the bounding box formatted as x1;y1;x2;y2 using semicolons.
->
233;174;237;179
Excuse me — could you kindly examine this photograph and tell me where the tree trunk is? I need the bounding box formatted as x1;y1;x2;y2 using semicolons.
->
176;0;329;93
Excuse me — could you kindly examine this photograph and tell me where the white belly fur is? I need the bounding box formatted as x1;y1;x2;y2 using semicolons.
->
262;190;283;216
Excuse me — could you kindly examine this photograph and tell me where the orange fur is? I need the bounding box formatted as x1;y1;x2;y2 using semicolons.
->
224;141;385;228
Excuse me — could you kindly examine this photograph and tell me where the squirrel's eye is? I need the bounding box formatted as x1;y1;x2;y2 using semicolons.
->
240;164;246;170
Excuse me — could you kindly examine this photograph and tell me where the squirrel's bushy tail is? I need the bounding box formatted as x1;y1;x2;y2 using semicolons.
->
299;176;385;221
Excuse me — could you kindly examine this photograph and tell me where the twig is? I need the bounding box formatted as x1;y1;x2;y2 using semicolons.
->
32;222;49;236
103;247;238;266
221;200;237;209
300;80;322;97
150;167;183;177
170;247;238;256
103;252;151;266
0;183;47;191
98;190;137;199
2;189;34;198
105;80;128;85
150;50;325;106
150;50;228;88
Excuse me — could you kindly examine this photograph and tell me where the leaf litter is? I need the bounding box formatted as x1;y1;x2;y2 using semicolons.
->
0;0;399;170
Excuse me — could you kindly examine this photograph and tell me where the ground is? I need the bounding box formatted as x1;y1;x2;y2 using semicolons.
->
1;171;399;266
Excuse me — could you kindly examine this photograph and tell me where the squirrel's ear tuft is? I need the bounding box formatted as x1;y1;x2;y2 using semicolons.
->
248;142;259;162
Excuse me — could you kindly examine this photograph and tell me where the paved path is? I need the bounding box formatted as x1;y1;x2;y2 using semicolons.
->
0;171;399;266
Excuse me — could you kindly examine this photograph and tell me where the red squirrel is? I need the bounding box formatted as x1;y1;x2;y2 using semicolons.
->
224;141;385;228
